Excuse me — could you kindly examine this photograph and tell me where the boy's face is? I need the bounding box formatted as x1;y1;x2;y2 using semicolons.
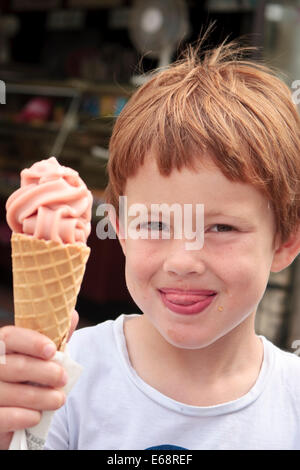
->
118;153;280;349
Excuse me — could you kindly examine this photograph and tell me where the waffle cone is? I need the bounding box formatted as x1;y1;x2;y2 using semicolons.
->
11;233;90;351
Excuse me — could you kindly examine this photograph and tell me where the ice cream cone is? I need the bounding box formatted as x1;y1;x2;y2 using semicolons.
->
11;232;90;351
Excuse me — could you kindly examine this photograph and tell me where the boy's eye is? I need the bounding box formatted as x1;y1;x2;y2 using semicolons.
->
210;224;235;233
140;221;168;231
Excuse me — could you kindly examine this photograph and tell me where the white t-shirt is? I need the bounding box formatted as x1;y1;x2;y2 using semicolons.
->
44;314;300;450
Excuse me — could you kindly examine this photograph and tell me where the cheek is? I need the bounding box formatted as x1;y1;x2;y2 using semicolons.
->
124;241;162;291
226;265;267;307
214;240;271;296
124;248;162;314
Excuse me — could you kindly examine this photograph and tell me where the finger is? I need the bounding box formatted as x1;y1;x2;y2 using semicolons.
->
0;407;41;433
0;325;57;359
0;354;68;388
67;309;79;343
0;431;14;450
0;382;66;411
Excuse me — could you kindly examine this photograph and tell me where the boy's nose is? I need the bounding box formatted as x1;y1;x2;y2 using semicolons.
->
163;241;206;277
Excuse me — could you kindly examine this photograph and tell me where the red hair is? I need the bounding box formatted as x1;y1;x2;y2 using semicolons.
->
106;35;300;244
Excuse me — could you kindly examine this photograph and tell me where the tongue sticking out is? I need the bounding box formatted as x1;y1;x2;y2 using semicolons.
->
164;293;212;305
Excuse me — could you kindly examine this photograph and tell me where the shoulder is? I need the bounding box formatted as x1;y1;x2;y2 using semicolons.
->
266;338;300;397
272;342;300;373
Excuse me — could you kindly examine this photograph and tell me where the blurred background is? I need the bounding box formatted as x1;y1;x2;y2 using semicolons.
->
0;0;299;352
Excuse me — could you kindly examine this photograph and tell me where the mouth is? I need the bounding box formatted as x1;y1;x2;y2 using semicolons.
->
158;288;217;315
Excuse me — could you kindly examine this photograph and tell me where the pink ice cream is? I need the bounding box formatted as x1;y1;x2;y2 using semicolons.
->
6;157;93;244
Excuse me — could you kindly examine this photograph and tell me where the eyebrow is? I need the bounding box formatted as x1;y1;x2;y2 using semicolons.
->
204;210;249;222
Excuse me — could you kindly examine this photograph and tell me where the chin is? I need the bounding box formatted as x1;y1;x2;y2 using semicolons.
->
160;325;221;350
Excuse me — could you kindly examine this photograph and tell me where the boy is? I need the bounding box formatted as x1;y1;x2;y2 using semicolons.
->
1;37;300;450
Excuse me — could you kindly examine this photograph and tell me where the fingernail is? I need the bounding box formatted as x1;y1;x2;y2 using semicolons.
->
43;343;56;359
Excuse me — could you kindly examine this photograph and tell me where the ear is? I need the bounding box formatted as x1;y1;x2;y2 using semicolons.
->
108;209;126;256
271;226;300;273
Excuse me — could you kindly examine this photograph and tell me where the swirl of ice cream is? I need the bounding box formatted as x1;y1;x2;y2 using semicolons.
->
6;157;93;244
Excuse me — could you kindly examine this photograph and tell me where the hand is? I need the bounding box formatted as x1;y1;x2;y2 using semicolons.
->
0;309;79;450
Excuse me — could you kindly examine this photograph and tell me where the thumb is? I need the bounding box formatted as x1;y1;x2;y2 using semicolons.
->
67;309;79;343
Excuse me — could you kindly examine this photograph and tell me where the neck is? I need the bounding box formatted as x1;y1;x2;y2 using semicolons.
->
124;313;264;405
152;315;261;379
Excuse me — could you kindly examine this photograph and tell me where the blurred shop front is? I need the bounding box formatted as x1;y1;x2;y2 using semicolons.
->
0;0;298;352
262;0;300;352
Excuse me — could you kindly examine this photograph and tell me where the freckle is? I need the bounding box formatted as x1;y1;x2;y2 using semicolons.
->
218;306;224;312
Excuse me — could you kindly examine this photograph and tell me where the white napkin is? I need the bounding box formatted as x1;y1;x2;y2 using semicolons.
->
9;346;82;450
